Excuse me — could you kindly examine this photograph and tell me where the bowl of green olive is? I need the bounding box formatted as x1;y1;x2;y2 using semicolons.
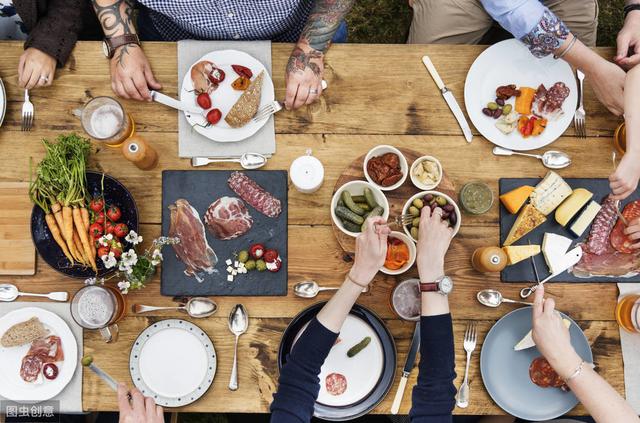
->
402;191;461;242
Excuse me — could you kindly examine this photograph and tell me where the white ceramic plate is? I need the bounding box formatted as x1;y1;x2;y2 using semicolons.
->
0;77;6;127
180;50;275;143
294;315;384;407
130;319;216;408
0;307;78;402
464;39;577;151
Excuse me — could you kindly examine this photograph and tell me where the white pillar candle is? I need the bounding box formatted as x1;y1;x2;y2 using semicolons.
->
290;152;324;194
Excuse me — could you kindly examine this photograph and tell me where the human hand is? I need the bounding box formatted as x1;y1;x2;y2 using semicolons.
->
417;207;453;282
117;383;164;423
350;216;391;285
584;59;625;116
110;44;161;101
616;11;640;70
624;217;640;250
610;152;640;200
18;48;56;89
284;43;324;110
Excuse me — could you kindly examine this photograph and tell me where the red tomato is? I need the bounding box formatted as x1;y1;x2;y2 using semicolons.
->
97;246;110;257
208;67;225;84
89;222;104;239
231;64;253;79
94;210;106;225
89;197;105;212
105;220;116;235
197;92;212;109
206;109;222;125
110;244;122;258
114;223;129;238
106;205;122;222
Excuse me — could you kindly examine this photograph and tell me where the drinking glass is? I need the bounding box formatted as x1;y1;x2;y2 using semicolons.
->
70;285;126;343
390;278;421;321
614;122;626;156
616;294;640;333
79;97;135;147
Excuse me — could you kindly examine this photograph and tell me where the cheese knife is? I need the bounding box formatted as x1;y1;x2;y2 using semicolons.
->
422;56;473;143
529;241;541;284
520;246;583;298
391;321;421;414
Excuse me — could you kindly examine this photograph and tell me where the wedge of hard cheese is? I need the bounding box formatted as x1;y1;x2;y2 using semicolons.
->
514;318;572;351
555;188;593;226
503;244;541;265
542;232;573;274
500;185;535;214
503;204;547;246
569;200;602;237
530;171;573;216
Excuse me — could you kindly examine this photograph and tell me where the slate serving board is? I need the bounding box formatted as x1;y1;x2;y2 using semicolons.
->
500;177;640;283
161;170;288;296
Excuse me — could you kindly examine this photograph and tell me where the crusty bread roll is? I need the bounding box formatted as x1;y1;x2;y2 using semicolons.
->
1;317;47;348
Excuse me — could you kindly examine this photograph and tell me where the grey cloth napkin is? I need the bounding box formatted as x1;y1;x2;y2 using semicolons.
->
0;302;83;413
617;283;640;413
177;40;276;158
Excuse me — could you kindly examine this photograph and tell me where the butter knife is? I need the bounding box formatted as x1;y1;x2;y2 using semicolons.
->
150;90;202;115
391;321;421;414
422;56;473;143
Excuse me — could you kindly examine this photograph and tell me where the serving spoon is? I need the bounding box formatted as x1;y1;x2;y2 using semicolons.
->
293;280;369;298
228;304;249;391
477;289;532;308
493;146;571;169
191;152;267;169
0;283;68;302
132;297;217;318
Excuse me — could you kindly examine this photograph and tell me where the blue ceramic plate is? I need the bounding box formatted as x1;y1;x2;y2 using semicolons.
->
31;171;139;279
480;307;593;421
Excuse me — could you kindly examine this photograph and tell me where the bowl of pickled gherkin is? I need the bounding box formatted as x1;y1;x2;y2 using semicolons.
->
402;191;461;241
331;181;390;237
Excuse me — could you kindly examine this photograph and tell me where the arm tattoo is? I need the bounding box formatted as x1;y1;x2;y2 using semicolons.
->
299;0;355;53
286;46;323;77
92;0;135;38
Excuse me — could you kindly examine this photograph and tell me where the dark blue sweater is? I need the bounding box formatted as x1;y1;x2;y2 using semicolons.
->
270;313;457;422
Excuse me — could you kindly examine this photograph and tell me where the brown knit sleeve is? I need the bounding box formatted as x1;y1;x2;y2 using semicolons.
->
23;0;85;67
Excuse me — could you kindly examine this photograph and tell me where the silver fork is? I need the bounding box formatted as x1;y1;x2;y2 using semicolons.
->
253;100;283;122
394;214;415;227
21;89;34;131
574;70;586;138
456;322;477;408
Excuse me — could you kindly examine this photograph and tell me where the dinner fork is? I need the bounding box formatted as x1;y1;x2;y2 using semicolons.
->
21;89;34;131
253;80;329;122
394;214;415;227
574;70;586;138
456;322;477;408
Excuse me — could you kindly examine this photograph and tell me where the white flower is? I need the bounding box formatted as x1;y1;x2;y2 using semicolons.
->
98;233;114;247
121;249;138;266
118;261;131;273
85;277;97;285
102;252;117;269
125;231;143;246
117;281;131;295
152;249;163;261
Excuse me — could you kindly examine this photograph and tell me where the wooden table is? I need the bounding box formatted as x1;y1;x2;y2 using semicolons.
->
0;41;626;416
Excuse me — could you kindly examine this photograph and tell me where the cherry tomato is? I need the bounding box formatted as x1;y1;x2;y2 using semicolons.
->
97;246;110;257
89;222;104;239
197;92;212;109
206;109;222;125
249;243;265;260
43;363;59;380
105;220;116;235
263;249;279;263
89;197;105;213
114;223;129;238
231;64;253;79
106;205;122;222
94;211;106;225
110;244;122;258
208;67;225;84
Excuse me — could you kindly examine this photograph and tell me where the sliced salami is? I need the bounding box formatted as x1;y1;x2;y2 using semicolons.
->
529;356;565;389
325;372;347;396
20;354;44;382
586;196;618;255
611;201;640;254
227;171;282;218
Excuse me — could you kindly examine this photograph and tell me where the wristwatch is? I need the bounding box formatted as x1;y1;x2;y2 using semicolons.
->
102;34;140;59
419;275;453;295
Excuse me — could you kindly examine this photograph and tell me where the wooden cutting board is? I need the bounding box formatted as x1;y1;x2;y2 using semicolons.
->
0;182;35;275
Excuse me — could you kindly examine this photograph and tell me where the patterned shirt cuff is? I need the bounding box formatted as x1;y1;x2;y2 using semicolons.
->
520;9;570;58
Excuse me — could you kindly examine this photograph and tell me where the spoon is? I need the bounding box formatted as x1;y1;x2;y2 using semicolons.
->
493;146;571;169
293;280;369;298
477;289;533;308
191;153;267;169
0;284;68;302
132;297;217;318
228;304;249;391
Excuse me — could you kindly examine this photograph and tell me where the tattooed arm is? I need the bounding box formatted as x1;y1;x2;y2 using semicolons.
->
285;0;355;109
92;0;161;101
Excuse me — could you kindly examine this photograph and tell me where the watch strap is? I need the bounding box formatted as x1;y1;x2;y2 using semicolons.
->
624;4;640;18
105;34;140;57
419;282;439;292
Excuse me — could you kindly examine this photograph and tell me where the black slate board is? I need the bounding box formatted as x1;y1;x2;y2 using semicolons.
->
500;177;640;283
161;170;288;296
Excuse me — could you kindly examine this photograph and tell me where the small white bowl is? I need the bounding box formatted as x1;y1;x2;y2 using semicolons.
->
380;231;417;275
363;145;408;191
402;191;462;242
331;180;390;238
410;156;443;190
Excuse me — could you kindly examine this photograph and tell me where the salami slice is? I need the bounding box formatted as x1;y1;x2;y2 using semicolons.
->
227;171;282;218
325;372;347;396
529;357;565;389
20;354;44;382
611;201;640;254
586;196;618;255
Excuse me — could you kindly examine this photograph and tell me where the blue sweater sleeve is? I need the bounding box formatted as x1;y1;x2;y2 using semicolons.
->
410;313;457;423
270;318;339;423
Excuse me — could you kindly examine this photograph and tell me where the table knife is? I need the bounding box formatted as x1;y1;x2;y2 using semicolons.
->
150;90;202;115
422;56;473;143
391;321;421;415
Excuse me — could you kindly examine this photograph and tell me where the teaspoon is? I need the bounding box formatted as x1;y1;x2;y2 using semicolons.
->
132;297;217;318
293;280;369;298
228;304;249;391
477;289;533;308
191;152;267;169
0;283;68;302
493;146;571;169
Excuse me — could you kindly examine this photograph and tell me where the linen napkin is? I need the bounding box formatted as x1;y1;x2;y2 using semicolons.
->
177;40;276;158
617;282;640;413
0;302;83;413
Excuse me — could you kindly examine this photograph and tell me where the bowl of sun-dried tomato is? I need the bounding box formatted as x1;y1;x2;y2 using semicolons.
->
363;145;408;192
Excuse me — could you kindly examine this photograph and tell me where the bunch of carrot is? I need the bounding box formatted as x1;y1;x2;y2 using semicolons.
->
29;134;98;272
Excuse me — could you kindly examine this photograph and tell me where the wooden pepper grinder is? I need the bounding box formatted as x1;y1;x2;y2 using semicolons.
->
122;135;158;170
471;246;507;273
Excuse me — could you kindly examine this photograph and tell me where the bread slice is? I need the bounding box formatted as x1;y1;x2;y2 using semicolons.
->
1;317;47;348
225;70;265;128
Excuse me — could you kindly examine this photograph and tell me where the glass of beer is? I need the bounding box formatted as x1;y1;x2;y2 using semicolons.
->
390;278;421;321
70;284;126;343
615;294;640;333
80;97;135;147
614;122;626;156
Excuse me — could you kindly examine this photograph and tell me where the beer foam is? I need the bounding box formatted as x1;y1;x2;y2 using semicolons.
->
90;104;122;139
77;286;114;328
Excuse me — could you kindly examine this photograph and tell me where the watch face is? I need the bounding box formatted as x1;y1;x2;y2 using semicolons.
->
102;40;111;58
439;276;453;294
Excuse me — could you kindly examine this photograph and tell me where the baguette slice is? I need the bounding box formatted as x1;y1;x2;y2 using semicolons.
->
1;317;47;348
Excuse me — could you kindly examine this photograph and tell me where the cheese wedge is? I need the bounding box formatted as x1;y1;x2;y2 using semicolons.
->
530;171;573;216
503;204;547;246
503;245;541;265
542;232;573;274
555;188;593;226
569;200;602;237
514;318;572;351
500;185;535;214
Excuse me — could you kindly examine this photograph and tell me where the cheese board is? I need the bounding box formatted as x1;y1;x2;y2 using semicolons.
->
500;177;640;283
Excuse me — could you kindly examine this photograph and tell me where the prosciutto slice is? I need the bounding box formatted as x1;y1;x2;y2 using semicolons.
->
204;197;253;240
20;336;64;383
190;60;217;94
169;199;217;282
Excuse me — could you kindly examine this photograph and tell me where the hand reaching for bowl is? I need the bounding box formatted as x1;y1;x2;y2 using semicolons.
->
417;207;453;282
117;383;163;423
349;216;390;286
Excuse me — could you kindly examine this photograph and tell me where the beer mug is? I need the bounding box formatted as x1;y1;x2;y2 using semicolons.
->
76;97;135;147
616;294;640;333
390;278;421;321
70;285;126;343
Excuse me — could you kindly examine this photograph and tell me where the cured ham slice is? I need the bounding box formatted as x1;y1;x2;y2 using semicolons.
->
20;335;64;383
572;244;640;278
228;171;282;218
169;199;218;282
204;197;253;240
190;60;217;95
532;82;570;121
611;201;640;253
